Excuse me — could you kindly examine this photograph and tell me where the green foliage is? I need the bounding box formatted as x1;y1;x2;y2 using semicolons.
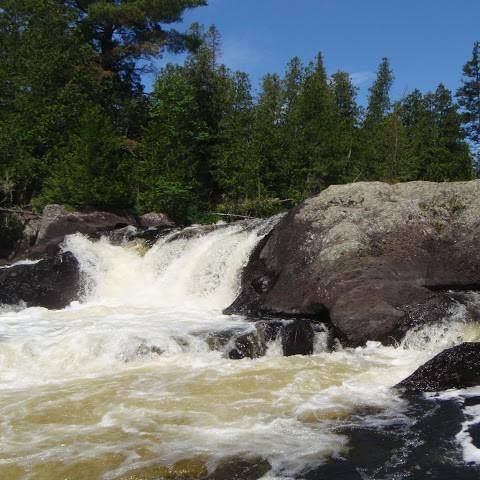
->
0;0;102;205
457;41;480;168
0;2;476;225
36;108;134;210
0;214;23;258
68;0;207;70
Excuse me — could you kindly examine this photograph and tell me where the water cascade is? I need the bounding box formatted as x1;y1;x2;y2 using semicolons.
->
1;218;480;479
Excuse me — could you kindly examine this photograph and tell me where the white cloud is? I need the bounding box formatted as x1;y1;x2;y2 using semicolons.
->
350;71;375;86
220;37;262;72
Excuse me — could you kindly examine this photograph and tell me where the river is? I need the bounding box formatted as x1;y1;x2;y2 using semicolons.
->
1;220;480;479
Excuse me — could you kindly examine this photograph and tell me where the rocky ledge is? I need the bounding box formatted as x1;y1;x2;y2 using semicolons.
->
0;252;80;309
396;342;480;393
226;180;480;346
1;204;174;261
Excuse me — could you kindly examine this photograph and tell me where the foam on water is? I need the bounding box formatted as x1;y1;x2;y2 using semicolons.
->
1;218;480;479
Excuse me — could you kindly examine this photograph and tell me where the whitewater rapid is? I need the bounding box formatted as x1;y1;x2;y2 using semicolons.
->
1;219;480;479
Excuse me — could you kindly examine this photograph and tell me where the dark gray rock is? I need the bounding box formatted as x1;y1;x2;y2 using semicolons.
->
396;342;480;392
107;225;139;244
281;319;315;356
227;326;267;360
204;319;323;359
208;457;271;480
304;394;480;480
226;181;480;346
0;252;80;309
130;226;177;246
139;212;174;228
29;204;136;258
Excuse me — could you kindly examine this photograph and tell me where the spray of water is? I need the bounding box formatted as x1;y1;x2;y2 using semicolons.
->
1;217;480;479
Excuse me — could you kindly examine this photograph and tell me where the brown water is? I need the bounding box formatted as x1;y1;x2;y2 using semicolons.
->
1;228;479;479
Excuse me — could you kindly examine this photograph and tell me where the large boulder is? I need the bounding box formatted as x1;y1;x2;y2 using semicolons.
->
30;204;136;258
138;212;174;228
226;181;480;346
396;343;480;392
0;252;81;309
0;211;41;261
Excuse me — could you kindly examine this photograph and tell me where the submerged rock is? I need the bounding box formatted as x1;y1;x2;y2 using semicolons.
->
207;456;271;480
206;319;325;359
226;181;480;346
227;326;267;360
118;458;208;479
395;342;480;392
130;226;177;246
0;252;80;309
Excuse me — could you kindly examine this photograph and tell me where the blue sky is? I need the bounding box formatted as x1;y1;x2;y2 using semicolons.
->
144;0;480;103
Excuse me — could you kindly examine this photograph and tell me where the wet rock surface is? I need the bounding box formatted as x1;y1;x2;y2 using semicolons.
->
205;318;325;359
226;181;480;346
27;204;137;258
207;457;271;480
396;342;480;392
281;319;315;356
303;395;480;480
0;252;80;309
226;327;267;359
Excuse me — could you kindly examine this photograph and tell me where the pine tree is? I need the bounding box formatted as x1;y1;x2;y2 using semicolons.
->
251;74;284;199
365;58;394;125
38;107;133;210
429;84;473;180
66;0;207;74
278;57;304;200
137;64;208;221
330;71;360;182
183;25;231;205
212;71;256;205
397;89;437;179
295;53;338;194
457;41;480;166
359;57;395;179
0;0;101;206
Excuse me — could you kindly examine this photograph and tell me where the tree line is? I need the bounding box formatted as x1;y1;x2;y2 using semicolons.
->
1;1;480;231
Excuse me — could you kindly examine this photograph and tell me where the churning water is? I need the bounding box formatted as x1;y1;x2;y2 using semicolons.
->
1;219;480;479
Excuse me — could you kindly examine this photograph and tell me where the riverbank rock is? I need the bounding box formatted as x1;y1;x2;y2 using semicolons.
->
396;343;480;392
0;252;80;309
226;181;480;346
0;211;42;262
303;393;480;479
28;204;136;258
139;212;174;228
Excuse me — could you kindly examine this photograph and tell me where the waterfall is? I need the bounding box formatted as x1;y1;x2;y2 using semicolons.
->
63;217;281;310
1;218;480;479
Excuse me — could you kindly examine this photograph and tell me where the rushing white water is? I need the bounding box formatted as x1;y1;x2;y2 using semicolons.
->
1;220;480;479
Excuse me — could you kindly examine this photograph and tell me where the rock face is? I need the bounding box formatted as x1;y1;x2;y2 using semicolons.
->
226;327;267;360
396;343;480;392
0;252;81;309
304;393;480;479
226;181;480;346
29;204;136;257
281;319;315;356
139;212;174;228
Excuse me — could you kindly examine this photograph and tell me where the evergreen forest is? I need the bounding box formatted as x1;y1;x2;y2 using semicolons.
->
1;0;480;229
